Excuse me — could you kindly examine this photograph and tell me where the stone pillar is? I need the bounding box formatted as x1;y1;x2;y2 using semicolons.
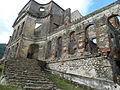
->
62;35;68;59
64;8;71;25
51;38;56;62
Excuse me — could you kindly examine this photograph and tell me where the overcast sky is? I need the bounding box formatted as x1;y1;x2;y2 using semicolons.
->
0;0;116;43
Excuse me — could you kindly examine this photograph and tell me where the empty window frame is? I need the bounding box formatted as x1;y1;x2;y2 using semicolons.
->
108;15;120;28
19;21;25;35
68;31;76;55
35;23;42;29
39;7;45;11
45;41;52;59
15;26;20;38
85;24;98;54
56;37;62;58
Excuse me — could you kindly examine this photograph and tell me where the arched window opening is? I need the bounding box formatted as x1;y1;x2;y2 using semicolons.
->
45;41;52;59
68;31;76;55
15;26;20;38
12;30;16;41
56;37;62;58
107;15;120;48
15;43;19;58
87;24;96;39
85;24;98;54
108;15;120;28
107;15;120;59
19;21;25;35
34;23;43;36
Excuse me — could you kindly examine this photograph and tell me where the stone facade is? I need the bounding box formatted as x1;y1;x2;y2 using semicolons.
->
4;0;120;89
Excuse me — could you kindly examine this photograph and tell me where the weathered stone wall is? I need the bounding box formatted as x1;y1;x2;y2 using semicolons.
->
48;56;113;80
35;41;46;60
23;15;36;37
19;39;33;58
19;37;46;60
5;40;21;59
47;56;117;90
50;70;117;90
28;15;51;37
45;1;120;89
46;1;120;62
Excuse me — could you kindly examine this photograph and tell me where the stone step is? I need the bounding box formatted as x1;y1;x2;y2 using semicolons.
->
8;78;52;85
25;80;53;84
4;59;57;90
6;68;42;72
8;64;39;67
24;77;47;81
6;66;40;69
8;78;52;84
24;85;54;90
8;73;42;76
5;72;13;75
7;75;46;80
9;81;24;86
25;83;54;89
24;86;42;89
24;75;46;78
7;76;48;81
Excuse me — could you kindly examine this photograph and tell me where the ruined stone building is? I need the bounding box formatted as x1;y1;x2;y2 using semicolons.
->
3;0;120;89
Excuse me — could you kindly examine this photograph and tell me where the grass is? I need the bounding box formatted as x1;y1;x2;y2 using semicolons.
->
0;65;4;76
46;72;84;90
0;85;17;90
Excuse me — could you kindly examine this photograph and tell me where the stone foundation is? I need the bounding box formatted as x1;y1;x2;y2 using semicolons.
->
47;56;120;90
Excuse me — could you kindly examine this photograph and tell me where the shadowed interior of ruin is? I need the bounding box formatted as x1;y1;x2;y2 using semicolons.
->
107;15;120;84
27;44;39;59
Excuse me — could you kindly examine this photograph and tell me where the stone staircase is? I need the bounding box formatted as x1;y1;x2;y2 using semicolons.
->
3;58;57;90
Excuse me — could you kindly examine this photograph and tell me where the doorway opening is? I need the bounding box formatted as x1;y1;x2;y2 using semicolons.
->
27;44;39;59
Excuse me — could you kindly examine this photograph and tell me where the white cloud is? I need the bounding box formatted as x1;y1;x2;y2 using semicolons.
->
0;0;93;43
0;0;29;43
0;32;11;43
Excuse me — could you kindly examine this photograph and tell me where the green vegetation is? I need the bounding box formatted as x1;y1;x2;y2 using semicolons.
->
0;44;6;59
46;72;84;90
0;65;3;76
0;85;17;90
